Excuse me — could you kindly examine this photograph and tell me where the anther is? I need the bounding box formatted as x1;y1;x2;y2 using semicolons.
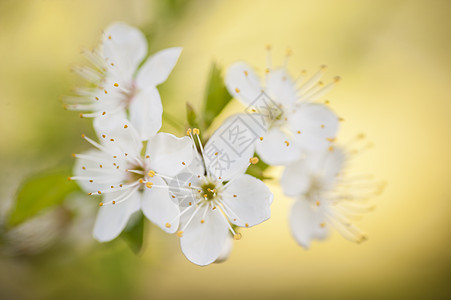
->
67;177;72;181
146;182;153;188
165;223;171;228
114;83;119;87
95;97;99;100
245;223;249;227
326;138;335;142
99;202;103;206
99;164;103;168
284;141;290;146
102;135;106;138
234;233;242;240
193;128;200;135
124;124;128;128
320;223;326;228
110;138;114;141
321;124;325;128
233;195;237;197
186;128;192;135
139;178;144;184
182;162;186;165
147;170;155;177
108;35;112;40
265;68;270;74
244;70;248;76
82;166;86;170
200;219;205;224
235;88;240;93
316;201;320;206
102;112;106;115
249;157;259;164
328;146;334;152
297;130;301;134
89;180;93;182
98;191;102;194
104;90;108;94
112;201;116;205
259;137;264;141
177;231;184;237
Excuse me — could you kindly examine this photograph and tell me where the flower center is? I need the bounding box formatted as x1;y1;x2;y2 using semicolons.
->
201;182;217;201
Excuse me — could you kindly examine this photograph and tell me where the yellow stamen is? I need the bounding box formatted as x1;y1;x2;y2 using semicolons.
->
148;170;155;177
249;157;259;164
234;233;242;240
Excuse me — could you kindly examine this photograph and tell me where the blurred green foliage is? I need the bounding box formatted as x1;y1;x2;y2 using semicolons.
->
7;166;79;227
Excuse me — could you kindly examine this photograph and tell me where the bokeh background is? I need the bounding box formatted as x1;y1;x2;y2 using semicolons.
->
1;0;450;299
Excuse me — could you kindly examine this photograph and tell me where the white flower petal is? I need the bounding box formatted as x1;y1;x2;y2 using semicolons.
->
223;174;273;227
225;62;262;106
93;189;141;242
280;158;311;197
289;103;339;152
306;146;346;185
136;47;182;87
102;22;147;80
94;115;142;157
129;87;163;141
167;172;201;208
265;68;298;107
204;114;265;181
180;207;229;266
73;149;125;193
214;237;233;263
289;199;329;249
146;132;195;177
141;176;179;233
256;127;302;165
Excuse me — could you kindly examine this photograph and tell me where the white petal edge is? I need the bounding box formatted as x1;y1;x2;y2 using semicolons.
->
280;158;312;197
129;87;163;141
204;113;265;181
141;176;179;233
223;174;273;227
102;22;147;80
256;127;302;165
180;207;229;266
146;132;195;177
93;189;141;242
136;47;182;87
289;198;329;249
225;62;263;106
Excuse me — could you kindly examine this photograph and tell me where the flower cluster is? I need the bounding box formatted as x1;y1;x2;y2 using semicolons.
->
68;23;383;265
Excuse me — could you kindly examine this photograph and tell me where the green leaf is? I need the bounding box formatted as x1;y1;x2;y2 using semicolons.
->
8;166;79;227
120;212;145;254
202;63;232;129
186;102;201;130
246;154;272;180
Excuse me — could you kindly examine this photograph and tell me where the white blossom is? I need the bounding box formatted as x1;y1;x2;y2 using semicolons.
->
65;22;182;140
225;50;340;165
70;115;194;242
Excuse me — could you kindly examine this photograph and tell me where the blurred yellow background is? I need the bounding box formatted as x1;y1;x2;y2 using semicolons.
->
1;0;450;299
